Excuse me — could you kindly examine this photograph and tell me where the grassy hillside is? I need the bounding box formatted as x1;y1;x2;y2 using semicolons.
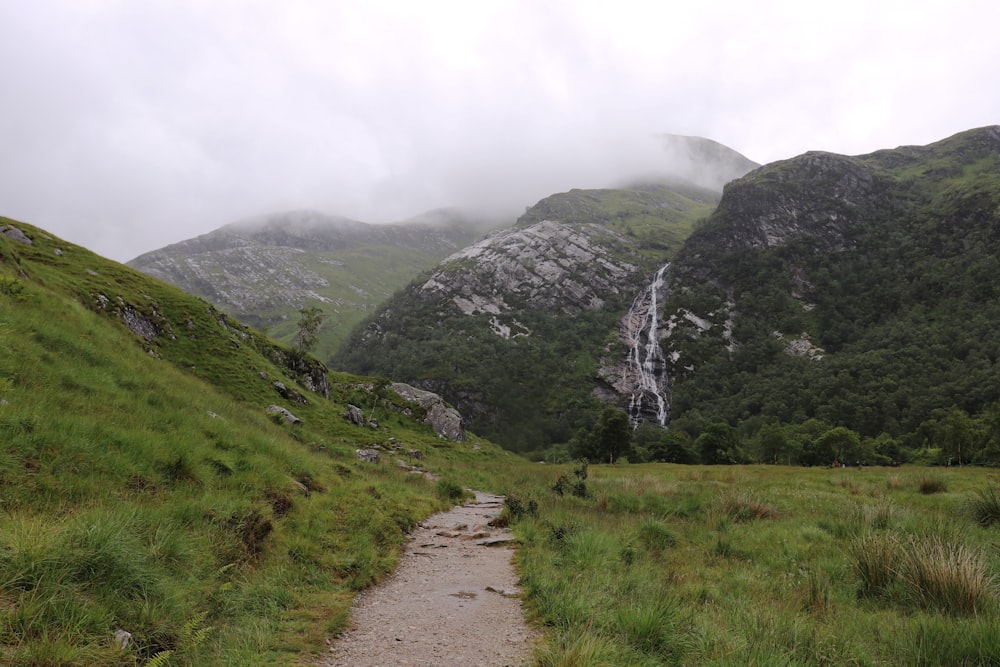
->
0;217;513;665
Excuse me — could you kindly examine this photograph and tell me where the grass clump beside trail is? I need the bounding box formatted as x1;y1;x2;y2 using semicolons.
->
0;219;516;665
466;461;1000;666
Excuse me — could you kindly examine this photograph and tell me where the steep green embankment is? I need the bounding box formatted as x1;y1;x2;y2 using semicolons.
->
0;218;510;665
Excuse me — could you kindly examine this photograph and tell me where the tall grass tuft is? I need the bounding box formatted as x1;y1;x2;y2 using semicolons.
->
968;483;1000;527
637;518;678;554
718;489;777;522
535;629;620;667
850;532;997;615
849;532;901;597
612;598;690;662
854;498;895;531
898;537;997;615
918;475;948;495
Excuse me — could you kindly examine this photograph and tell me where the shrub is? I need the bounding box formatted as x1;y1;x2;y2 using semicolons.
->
0;275;25;298
492;494;538;527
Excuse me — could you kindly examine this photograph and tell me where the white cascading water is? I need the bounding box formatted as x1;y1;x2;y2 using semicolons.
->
625;263;671;427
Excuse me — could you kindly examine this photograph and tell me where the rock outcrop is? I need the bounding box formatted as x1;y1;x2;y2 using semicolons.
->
421;220;640;316
391;383;466;442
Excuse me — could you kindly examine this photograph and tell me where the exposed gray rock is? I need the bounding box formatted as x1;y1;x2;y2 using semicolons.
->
356;448;380;463
421;220;639;316
391;383;466;442
266;405;301;424
272;381;307;404
114;629;132;650
0;226;32;245
344;404;365;426
122;306;160;341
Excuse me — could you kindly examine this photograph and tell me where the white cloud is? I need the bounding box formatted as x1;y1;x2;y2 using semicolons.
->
1;0;998;260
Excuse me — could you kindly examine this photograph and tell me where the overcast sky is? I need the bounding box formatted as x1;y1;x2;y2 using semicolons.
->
2;0;998;262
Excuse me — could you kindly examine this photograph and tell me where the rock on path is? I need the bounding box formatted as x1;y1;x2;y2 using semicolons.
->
317;491;537;666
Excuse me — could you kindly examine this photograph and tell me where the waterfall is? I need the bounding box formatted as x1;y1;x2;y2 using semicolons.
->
624;263;671;427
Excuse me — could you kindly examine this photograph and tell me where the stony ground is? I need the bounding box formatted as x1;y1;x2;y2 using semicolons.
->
315;491;538;666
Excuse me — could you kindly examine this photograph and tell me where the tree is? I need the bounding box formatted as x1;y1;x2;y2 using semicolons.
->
755;422;797;465
815;426;863;465
696;422;741;465
573;407;632;464
294;306;325;355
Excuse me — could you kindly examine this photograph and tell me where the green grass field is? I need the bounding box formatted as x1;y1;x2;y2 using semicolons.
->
462;461;1000;666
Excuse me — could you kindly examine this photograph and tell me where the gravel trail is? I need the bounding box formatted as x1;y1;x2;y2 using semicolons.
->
316;491;538;666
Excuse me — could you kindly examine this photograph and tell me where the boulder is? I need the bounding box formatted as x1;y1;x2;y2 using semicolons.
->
391;383;466;442
266;405;301;425
272;381;307;404
356;448;380;463
0;226;32;245
344;404;366;426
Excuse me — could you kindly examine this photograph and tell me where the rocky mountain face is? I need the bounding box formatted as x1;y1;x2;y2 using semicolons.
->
658;126;1000;439
334;166;751;450
127;209;502;360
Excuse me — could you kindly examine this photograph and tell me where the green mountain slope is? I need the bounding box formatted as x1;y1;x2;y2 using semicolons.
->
0;217;510;665
127;209;503;361
334;182;725;453
661;126;1000;462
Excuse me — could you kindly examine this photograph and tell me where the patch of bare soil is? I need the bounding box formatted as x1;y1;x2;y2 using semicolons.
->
315;491;538;666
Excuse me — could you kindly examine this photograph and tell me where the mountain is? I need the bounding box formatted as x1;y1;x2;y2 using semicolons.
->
657;133;762;191
659;126;1000;462
334;175;741;452
0;217;510;663
127;208;503;361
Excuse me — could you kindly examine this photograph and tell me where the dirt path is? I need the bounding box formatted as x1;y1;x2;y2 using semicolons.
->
316;491;538;667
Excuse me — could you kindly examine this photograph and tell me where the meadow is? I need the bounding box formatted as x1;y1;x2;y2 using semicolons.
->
449;460;1000;666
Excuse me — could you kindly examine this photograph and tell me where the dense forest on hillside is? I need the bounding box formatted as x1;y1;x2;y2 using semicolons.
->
658;127;1000;467
336;283;628;452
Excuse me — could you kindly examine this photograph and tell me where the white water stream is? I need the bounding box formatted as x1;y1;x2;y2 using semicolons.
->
625;263;671;427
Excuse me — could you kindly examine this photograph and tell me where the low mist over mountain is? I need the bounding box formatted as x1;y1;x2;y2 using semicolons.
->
333;134;758;452
128;209;502;359
337;127;1000;463
655;134;762;191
